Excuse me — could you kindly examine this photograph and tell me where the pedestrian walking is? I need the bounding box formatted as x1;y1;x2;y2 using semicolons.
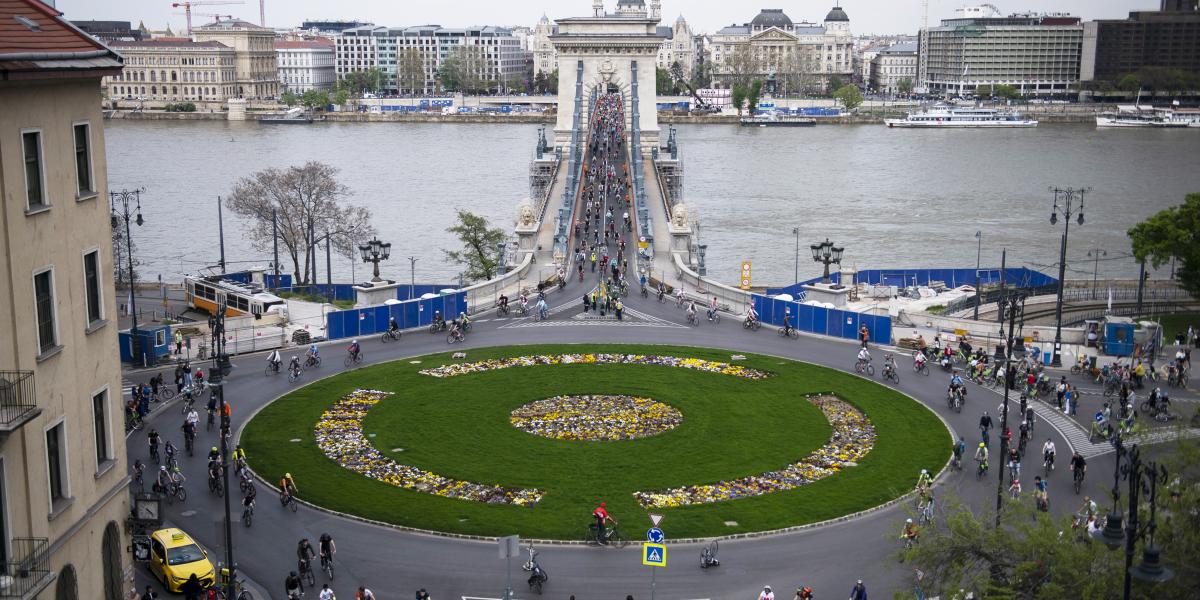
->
860;325;870;348
615;299;623;321
174;329;183;355
583;294;591;313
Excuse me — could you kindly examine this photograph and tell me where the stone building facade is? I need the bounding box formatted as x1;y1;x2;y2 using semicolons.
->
710;7;855;93
193;19;280;98
105;39;237;101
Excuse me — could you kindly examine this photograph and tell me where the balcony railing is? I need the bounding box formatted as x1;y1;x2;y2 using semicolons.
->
0;371;39;433
0;537;52;599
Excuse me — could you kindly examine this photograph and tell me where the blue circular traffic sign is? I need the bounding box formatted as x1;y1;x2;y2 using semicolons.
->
646;527;665;543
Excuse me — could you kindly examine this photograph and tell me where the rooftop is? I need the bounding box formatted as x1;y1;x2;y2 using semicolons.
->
274;39;333;50
825;6;851;22
110;39;230;49
880;41;918;54
751;9;793;29
0;0;123;78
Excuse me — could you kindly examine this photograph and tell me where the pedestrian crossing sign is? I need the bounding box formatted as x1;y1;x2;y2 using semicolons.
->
642;542;666;567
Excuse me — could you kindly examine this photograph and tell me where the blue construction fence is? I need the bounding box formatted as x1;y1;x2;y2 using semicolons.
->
222;271;294;289
222;271;453;302
325;293;467;340
752;294;893;344
766;267;1056;297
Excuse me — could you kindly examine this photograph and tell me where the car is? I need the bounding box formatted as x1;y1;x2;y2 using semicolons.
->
147;528;216;593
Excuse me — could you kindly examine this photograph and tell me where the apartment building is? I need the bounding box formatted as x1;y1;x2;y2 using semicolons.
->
276;39;335;92
0;1;130;598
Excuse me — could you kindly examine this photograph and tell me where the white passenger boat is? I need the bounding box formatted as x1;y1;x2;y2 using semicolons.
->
885;107;1037;128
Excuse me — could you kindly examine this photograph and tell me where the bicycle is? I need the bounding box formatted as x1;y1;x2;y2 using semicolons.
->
180;395;196;416
280;490;299;512
854;359;875;376
778;326;799;339
212;564;254;600
162;479;187;504
707;310;722;325
126;412;144;433
640;284;648;298
320;553;335;581
883;365;900;385
947;389;963;413
156;388;176;401
522;543;548;594
1043;453;1055;476
305;354;322;369
343;351;364;368
918;500;934;525
447;329;466;344
976;459;989;481
743;317;761;331
265;361;281;377
686;312;699;326
699;539;720;568
287;366;302;383
496;303;510;317
1073;468;1085;495
585;523;628;548
298;559;316;588
676;295;686;309
380;329;401;344
912;359;930;377
207;407;216;432
183;429;195;456
209;473;224;497
242;503;254;527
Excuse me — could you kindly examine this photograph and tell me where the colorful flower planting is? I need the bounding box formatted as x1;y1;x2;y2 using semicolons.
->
510;395;683;441
632;396;875;508
314;389;544;506
419;354;772;380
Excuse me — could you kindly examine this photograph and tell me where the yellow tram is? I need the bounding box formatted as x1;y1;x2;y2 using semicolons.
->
184;275;285;318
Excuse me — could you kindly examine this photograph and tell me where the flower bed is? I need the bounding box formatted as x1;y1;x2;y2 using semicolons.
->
314;389;543;506
510;395;683;441
632;396;875;508
419;354;772;380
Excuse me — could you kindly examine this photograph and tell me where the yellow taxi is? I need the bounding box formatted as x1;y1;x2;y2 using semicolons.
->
148;528;216;593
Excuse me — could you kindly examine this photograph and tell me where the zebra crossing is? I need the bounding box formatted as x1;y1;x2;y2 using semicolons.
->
497;304;685;329
980;386;1110;458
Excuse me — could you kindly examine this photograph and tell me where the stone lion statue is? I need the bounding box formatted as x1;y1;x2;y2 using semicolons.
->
672;204;688;228
517;202;536;228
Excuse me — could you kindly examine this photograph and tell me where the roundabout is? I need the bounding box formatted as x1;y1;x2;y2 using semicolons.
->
240;344;949;540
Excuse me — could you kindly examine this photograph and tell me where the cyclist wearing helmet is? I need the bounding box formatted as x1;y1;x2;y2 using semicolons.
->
319;532;336;570
347;340;360;362
916;469;932;491
974;441;989;467
289;355;301;377
280;472;297;501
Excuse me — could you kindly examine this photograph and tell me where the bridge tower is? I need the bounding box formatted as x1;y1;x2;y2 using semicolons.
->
550;0;663;151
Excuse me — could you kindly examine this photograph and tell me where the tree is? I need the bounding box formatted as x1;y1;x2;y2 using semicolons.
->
281;89;298;106
1117;74;1142;93
723;45;760;89
300;89;330;110
444;210;506;283
897;77;914;95
746;79;763;115
995;84;1019;100
692;61;713;89
833;84;863;110
340;68;385;95
656;66;673;95
225;162;376;286
397;48;426;95
827;74;844;94
547;68;559;93
439;46;488;94
777;49;815;96
1128;193;1200;297
333;89;349;106
730;84;747;116
975;84;995;97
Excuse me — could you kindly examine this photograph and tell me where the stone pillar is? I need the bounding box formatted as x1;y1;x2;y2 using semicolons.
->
227;98;247;121
353;280;401;308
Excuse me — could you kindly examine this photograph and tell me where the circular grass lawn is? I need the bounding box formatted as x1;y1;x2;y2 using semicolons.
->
240;344;949;539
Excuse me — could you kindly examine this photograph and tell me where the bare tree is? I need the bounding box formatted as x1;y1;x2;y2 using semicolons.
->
722;44;761;89
779;47;816;95
397;48;426;95
224;162;376;285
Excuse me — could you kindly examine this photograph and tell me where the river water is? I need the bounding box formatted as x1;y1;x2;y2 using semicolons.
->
106;120;1200;286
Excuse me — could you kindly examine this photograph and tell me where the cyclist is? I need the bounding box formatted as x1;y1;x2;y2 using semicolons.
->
284;572;303;599
347;340;361;362
882;353;897;379
208;459;223;489
914;349;928;371
1007;446;1021;482
155;465;173;493
232;444;247;474
686;300;698;323
915;469;932;492
499;294;509;313
901;518;919;544
591;501;615;544
289;355;302;378
318;532;336;570
974;442;989;472
1034;475;1049;511
207;445;221;464
949;370;965;396
267;349;282;372
297;538;316;575
307;343;320;363
758;585;775;600
1042;438;1056;471
356;587;376;600
783;308;793;337
857;346;872;367
674;286;685;306
745;303;759;327
1079;496;1098;521
707;296;719;321
147;428;161;460
459;312;472;332
164;439;178;466
242;487;255;511
952;436;966;468
319;584;336;600
280;472;298;501
1069;452;1087;483
979;411;993;443
433;310;447;330
639;271;648;293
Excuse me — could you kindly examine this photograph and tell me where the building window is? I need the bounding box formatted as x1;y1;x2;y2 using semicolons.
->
73;123;93;197
46;421;68;505
83;250;103;326
34;269;58;354
93;390;111;465
23;130;46;210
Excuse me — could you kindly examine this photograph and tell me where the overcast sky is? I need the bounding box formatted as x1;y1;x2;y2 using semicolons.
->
58;0;1161;36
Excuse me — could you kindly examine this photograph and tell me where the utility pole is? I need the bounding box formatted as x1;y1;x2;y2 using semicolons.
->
995;289;1026;527
973;230;982;321
326;231;333;303
271;208;279;281
207;300;236;600
1087;248;1106;300
408;256;418;300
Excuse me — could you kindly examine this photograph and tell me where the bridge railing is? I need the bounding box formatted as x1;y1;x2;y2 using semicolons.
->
629;61;653;250
552;60;587;264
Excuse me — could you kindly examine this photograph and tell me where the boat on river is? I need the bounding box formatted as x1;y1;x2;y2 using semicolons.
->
884;106;1037;128
1096;105;1200;128
261;107;313;125
739;114;816;127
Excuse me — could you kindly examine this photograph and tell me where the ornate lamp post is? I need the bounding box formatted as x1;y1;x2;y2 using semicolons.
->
110;188;145;335
1048;186;1089;367
994;289;1027;526
358;237;392;283
792;227;801;285
1091;437;1173;599
809;238;844;284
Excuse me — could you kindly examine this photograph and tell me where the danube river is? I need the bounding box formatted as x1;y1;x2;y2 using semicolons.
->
106;120;1200;286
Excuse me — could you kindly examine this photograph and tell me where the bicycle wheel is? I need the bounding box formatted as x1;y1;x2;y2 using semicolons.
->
288;371;298;383
712;313;721;324
175;486;188;502
447;333;459;344
380;332;391;344
237;590;253;600
160;388;175;400
303;568;315;587
324;559;334;581
344;356;353;367
1073;475;1083;494
866;364;875;376
708;540;718;562
243;509;252;527
609;529;628;548
265;365;274;377
289;497;298;512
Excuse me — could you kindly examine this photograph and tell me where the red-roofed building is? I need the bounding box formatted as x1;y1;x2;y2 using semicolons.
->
1;1;131;599
105;38;237;102
275;37;334;92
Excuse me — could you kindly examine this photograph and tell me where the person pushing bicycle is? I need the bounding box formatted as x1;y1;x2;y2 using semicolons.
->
591;501;616;544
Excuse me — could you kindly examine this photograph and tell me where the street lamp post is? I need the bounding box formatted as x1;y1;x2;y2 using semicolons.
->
994;289;1027;526
1091;438;1174;599
358;237;392;283
809;238;845;285
110;188;146;337
206;301;237;600
1048;186;1090;367
792;227;801;285
974;230;982;321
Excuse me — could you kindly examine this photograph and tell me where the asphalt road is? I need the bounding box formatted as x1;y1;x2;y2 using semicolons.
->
125;261;1139;600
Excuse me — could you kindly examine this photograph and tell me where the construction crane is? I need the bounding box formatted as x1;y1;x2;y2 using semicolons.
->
173;12;234;26
171;1;245;35
670;63;720;115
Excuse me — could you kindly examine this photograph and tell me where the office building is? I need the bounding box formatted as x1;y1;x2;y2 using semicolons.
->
918;7;1083;96
1081;0;1200;85
0;1;130;598
710;7;855;93
276;39;335;92
70;20;143;43
870;41;918;93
